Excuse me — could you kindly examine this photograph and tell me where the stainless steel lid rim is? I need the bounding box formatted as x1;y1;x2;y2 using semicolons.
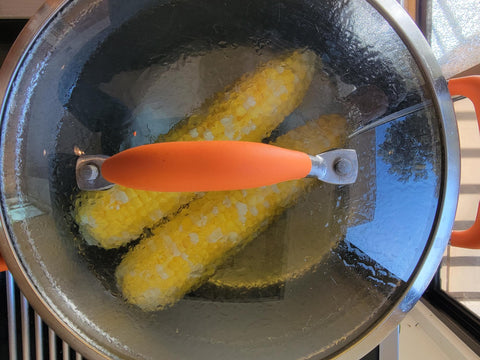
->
0;0;134;358
368;0;459;313
0;0;71;119
0;207;114;358
335;1;459;359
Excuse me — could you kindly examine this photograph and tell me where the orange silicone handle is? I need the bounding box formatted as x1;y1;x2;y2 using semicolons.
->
0;254;7;272
102;141;312;192
449;76;480;249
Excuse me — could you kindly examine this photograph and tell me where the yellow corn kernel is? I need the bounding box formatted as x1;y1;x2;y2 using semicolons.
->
116;114;346;311
74;50;316;249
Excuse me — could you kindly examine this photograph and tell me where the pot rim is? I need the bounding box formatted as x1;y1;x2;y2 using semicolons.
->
0;0;114;358
336;0;460;358
0;0;460;359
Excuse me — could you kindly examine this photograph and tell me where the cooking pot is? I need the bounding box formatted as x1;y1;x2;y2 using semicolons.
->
0;0;479;359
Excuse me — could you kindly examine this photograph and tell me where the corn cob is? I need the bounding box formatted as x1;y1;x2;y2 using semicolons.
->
74;50;316;249
208;184;341;289
116;114;347;311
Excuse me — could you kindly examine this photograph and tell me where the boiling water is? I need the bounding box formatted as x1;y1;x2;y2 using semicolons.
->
53;45;350;302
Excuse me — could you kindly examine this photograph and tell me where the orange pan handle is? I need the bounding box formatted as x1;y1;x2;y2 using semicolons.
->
102;141;312;192
449;76;480;249
0;254;7;272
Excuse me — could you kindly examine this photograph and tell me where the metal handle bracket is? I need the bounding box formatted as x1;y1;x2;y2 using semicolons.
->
308;149;358;185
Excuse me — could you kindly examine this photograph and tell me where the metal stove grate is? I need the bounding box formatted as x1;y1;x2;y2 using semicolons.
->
1;271;84;360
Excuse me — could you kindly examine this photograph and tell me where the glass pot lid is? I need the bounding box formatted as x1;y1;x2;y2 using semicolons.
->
0;0;459;359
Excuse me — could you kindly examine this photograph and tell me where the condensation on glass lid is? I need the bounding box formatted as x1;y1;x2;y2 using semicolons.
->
63;45;351;312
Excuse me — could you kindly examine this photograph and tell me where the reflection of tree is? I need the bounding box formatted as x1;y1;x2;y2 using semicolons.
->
378;112;434;183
